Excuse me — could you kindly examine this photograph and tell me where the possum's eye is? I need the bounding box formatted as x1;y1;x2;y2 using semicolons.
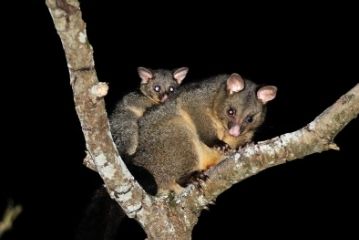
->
169;86;175;93
227;108;236;116
244;115;253;123
154;85;161;92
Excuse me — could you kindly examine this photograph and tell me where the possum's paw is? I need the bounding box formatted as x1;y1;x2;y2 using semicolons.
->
177;170;208;188
213;143;232;156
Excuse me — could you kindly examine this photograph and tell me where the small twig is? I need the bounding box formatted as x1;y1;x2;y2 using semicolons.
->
0;201;22;238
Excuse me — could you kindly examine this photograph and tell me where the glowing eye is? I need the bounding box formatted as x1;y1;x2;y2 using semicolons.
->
154;85;161;92
169;86;175;93
245;115;253;123
227;108;236;116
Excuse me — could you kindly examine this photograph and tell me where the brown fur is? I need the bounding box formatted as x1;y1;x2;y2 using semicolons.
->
110;67;188;156
132;73;277;194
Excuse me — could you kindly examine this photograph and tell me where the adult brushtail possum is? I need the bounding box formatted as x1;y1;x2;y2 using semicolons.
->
132;73;277;194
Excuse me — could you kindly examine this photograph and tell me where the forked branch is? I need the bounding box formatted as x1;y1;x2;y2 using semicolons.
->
46;0;359;239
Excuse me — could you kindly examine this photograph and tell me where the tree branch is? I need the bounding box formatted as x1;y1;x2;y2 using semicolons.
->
0;201;22;238
180;84;359;210
46;0;359;239
45;0;153;222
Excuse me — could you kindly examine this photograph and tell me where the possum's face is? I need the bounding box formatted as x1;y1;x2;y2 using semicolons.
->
141;72;180;103
138;67;188;104
215;75;277;141
221;88;266;138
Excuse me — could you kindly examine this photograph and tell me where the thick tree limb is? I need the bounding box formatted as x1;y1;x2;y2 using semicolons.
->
46;0;359;239
180;84;359;210
45;0;153;223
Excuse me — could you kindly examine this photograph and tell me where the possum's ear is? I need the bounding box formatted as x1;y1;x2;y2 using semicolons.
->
226;73;245;95
257;86;277;104
137;67;154;84
173;67;189;84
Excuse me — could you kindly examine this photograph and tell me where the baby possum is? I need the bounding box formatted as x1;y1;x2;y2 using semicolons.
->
110;67;188;155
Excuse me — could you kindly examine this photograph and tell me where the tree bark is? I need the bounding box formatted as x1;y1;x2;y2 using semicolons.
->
181;84;359;209
45;0;359;239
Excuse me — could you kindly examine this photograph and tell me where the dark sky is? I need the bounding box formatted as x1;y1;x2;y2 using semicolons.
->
1;1;358;239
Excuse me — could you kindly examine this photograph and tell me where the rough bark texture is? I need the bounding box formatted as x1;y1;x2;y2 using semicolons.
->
46;0;359;239
180;84;359;208
45;0;154;231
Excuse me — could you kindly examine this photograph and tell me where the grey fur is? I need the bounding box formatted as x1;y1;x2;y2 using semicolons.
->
110;67;188;155
132;74;277;194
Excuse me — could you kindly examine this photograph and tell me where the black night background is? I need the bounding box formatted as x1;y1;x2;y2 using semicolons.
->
1;1;358;239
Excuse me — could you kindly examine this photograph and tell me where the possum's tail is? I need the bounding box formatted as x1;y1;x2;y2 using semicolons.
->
75;187;125;240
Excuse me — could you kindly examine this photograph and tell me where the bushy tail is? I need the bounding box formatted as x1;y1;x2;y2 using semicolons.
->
75;187;125;240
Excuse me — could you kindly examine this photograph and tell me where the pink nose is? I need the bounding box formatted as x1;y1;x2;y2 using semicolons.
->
229;125;240;137
160;94;168;102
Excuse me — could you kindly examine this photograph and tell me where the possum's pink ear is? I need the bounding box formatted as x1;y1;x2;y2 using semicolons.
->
137;67;153;84
173;67;189;84
257;86;277;104
226;73;245;95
